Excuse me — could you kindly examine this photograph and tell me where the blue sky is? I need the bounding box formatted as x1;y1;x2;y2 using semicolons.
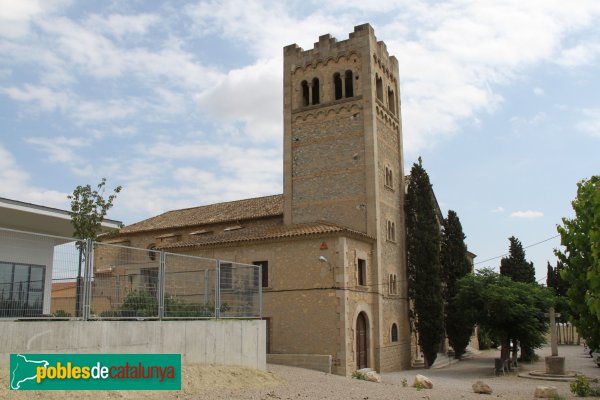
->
1;1;599;281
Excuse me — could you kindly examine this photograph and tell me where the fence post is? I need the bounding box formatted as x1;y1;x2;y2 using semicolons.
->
258;265;262;319
158;250;166;320
204;270;209;305
82;238;93;321
215;260;221;319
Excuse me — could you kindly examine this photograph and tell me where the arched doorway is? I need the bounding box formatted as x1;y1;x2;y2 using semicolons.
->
356;312;368;369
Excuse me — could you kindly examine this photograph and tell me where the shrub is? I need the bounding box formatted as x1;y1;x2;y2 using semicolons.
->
570;375;592;397
53;310;71;318
352;370;365;380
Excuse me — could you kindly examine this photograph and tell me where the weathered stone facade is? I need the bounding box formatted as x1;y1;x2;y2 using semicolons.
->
97;24;412;375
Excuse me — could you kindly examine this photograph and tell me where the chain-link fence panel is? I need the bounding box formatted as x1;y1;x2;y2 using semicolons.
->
218;262;261;318
91;241;160;319
163;253;218;319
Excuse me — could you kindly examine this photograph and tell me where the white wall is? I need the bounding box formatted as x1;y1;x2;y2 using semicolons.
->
0;230;72;314
0;320;266;370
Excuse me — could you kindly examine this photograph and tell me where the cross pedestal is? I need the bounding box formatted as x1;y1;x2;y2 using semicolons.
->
545;307;565;375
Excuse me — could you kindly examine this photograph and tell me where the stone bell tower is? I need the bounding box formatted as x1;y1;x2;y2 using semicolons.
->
282;24;411;371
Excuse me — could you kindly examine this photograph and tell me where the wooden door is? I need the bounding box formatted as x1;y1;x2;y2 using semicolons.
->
356;312;368;369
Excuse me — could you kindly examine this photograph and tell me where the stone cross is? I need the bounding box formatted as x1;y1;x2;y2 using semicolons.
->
545;307;561;357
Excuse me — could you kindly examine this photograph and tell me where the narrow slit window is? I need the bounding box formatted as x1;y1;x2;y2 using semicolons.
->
376;75;383;102
391;323;398;342
357;258;366;286
388;87;395;115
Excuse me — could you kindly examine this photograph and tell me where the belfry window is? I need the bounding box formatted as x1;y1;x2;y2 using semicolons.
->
312;78;320;105
301;80;309;106
345;70;354;97
334;73;342;100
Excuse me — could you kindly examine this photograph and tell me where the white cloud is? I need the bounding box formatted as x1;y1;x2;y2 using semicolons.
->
85;13;158;38
0;84;71;112
0;144;68;207
576;108;600;138
24;136;95;176
195;58;283;142
186;0;346;59
490;206;505;213
510;210;544;219
382;1;600;153
556;43;600;67
533;87;544;96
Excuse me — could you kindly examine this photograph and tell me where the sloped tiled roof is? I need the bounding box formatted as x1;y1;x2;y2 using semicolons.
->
158;221;373;249
121;194;283;234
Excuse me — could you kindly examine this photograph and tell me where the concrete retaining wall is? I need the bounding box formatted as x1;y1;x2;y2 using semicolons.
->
0;320;265;370
267;353;332;373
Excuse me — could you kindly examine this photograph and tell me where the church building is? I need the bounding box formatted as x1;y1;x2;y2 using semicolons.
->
102;24;412;375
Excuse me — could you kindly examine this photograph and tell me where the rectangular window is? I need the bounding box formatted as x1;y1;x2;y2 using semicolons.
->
252;261;269;288
357;258;366;286
141;268;158;297
219;263;233;290
0;261;45;317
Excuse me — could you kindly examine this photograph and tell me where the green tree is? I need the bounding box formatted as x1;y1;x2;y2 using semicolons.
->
546;261;568;323
499;236;536;361
500;236;535;284
405;157;443;367
555;176;600;350
68;178;122;316
454;269;553;365
68;178;122;249
441;210;474;359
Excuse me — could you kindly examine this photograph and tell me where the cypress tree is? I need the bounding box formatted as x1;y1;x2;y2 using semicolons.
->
441;210;474;359
405;157;443;367
500;236;535;283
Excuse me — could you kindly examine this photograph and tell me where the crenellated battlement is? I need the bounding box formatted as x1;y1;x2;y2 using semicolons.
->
284;24;382;64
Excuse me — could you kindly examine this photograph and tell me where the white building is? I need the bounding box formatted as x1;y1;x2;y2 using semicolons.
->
0;197;121;316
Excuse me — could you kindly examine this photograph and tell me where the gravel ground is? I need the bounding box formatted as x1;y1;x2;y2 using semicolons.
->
4;345;599;399
200;344;600;400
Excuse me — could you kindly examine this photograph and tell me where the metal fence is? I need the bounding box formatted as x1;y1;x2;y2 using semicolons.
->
0;227;261;320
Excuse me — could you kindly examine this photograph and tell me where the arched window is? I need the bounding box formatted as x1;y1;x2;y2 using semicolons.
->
301;80;309;106
312;78;320;105
388;87;395;115
376;75;383;102
345;70;354;97
334;73;342;100
391;323;398;342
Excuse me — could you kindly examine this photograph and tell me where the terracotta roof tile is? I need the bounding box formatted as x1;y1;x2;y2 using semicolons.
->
121;194;283;234
158;221;373;249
